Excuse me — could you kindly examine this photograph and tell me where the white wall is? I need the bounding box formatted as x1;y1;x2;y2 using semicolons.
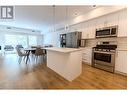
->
37;35;43;45
44;31;64;47
44;7;127;47
0;32;5;51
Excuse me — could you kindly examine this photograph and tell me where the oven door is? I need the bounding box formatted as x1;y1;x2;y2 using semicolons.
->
93;51;115;67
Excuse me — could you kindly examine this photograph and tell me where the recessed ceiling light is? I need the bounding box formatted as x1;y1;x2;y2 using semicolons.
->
74;13;78;16
92;5;96;8
6;27;11;29
32;30;35;32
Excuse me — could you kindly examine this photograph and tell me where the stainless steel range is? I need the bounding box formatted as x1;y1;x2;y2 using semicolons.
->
92;41;117;73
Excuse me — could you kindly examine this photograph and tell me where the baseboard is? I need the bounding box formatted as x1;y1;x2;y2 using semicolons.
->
115;70;127;76
82;61;91;66
82;62;127;77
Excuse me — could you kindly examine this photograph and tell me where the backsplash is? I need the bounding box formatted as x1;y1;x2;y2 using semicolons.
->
117;37;127;50
85;37;127;50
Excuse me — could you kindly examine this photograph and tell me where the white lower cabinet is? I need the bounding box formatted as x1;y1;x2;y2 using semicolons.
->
115;50;127;74
82;48;92;65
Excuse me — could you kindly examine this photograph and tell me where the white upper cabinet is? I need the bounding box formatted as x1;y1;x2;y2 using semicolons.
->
88;19;96;39
69;9;127;39
106;13;119;27
118;10;127;37
95;16;107;29
82;22;89;39
69;25;76;32
69;22;84;32
95;13;118;28
82;20;96;39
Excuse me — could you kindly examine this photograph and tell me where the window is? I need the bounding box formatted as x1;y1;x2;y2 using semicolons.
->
5;34;38;48
28;35;37;46
5;35;17;46
17;35;28;48
5;34;28;48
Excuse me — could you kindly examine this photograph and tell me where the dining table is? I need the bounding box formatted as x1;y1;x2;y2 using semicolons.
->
24;48;36;64
23;47;47;64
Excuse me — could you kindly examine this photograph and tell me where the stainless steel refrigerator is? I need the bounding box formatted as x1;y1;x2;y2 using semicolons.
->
66;32;82;48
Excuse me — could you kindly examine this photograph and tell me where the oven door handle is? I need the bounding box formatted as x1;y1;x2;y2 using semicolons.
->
94;51;115;55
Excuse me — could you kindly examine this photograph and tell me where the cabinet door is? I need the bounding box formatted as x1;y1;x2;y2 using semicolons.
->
106;13;119;26
82;48;92;65
82;22;89;39
71;32;78;48
66;33;72;47
118;10;127;37
88;19;96;39
69;22;84;32
96;16;107;29
82;19;96;39
115;51;127;73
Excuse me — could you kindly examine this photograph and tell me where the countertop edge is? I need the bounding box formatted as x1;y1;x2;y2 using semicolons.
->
45;47;85;53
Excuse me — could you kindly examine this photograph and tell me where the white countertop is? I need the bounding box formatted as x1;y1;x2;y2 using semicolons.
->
116;49;127;51
45;47;84;53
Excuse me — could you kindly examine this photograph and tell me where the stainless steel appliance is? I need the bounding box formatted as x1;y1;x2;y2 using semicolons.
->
96;25;118;38
92;41;117;73
60;32;82;48
66;32;82;48
60;34;66;47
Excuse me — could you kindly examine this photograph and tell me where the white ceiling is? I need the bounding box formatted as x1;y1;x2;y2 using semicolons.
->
0;6;98;33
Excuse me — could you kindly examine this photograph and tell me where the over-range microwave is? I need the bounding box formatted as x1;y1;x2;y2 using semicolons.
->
96;25;118;38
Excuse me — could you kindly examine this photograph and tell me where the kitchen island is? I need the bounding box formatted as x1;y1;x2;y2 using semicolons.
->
45;47;83;81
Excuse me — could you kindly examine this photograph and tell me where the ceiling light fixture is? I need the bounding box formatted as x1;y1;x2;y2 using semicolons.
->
6;26;11;29
53;5;55;32
65;6;69;32
74;12;78;16
92;5;96;8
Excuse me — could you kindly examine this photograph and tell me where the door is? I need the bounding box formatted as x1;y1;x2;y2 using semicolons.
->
66;33;72;48
94;52;111;63
71;32;78;48
82;48;92;65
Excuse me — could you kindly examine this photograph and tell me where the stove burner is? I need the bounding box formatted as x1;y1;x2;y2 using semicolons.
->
93;44;117;52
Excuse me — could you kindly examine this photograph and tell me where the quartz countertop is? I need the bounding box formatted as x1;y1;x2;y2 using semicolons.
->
45;47;84;53
116;49;127;51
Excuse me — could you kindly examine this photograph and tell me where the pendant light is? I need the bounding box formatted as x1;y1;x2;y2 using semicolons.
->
65;6;69;32
52;5;55;32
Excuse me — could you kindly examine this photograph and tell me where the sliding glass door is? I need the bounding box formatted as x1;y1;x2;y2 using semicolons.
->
5;34;37;48
28;35;37;46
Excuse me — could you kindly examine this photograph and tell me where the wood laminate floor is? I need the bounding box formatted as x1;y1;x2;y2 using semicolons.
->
0;54;127;89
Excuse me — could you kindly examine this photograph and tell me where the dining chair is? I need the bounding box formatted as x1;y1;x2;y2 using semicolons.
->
31;46;36;55
16;45;23;49
16;47;29;64
34;47;46;63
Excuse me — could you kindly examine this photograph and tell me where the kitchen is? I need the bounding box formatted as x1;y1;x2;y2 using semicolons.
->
44;6;127;82
1;5;127;89
2;0;127;94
